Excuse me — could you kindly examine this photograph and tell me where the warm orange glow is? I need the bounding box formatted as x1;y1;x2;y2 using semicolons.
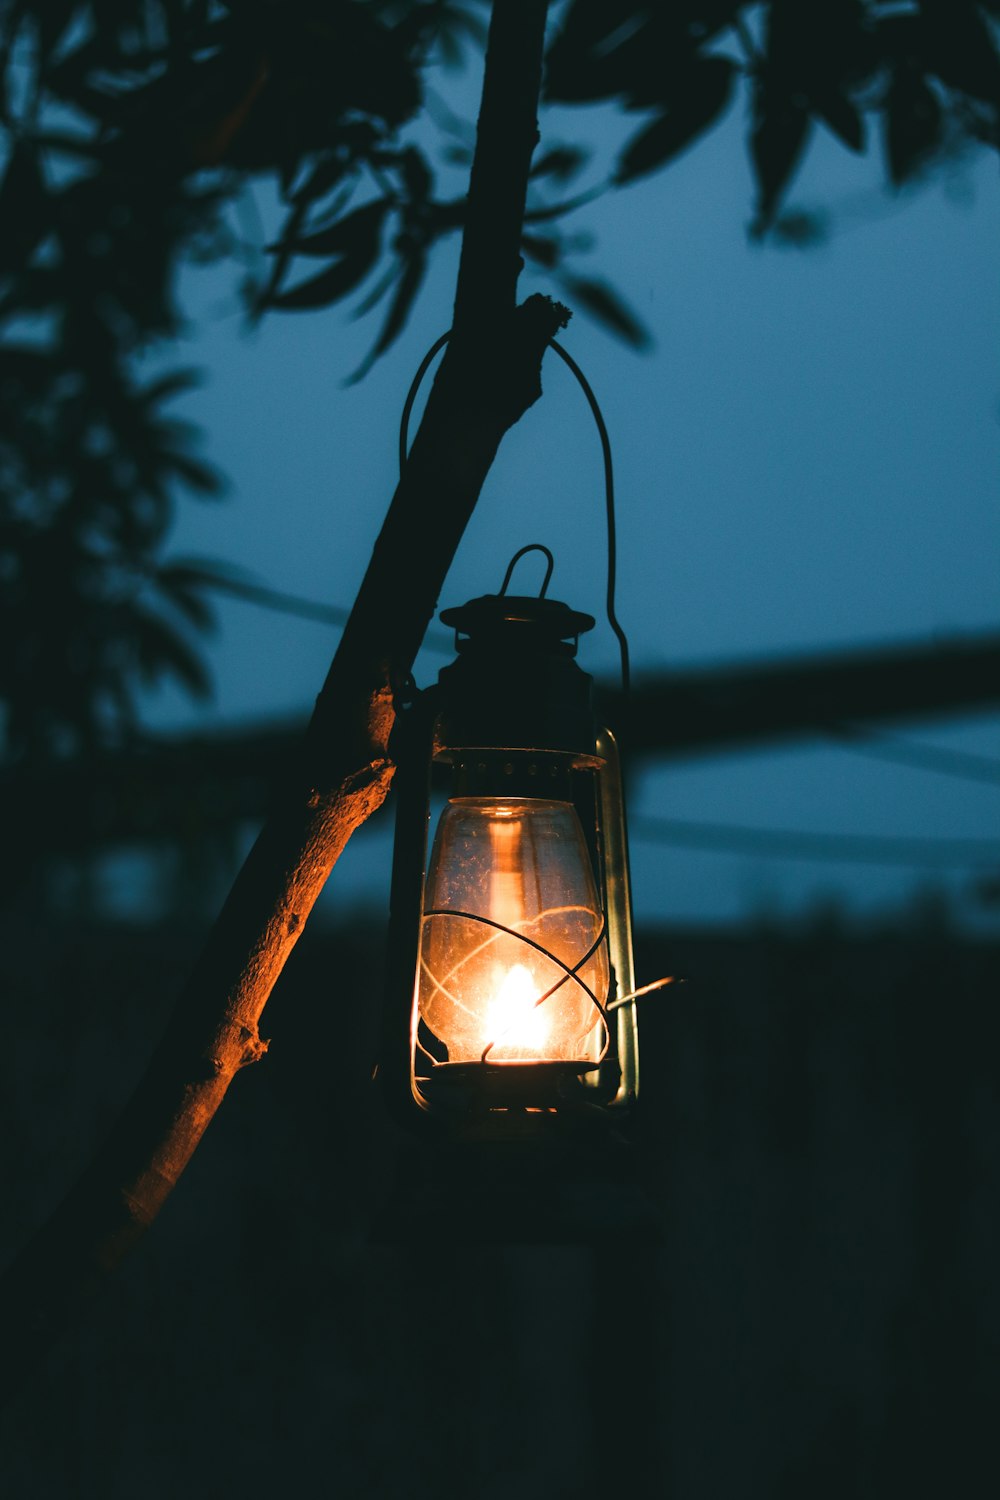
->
417;798;609;1065
485;962;550;1051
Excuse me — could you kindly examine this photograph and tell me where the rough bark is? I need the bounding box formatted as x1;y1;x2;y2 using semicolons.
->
0;0;561;1401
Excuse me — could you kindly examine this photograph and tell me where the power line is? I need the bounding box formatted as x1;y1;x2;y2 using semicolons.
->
829;722;1000;786
630;816;1000;868
160;567;1000;784
201;574;455;650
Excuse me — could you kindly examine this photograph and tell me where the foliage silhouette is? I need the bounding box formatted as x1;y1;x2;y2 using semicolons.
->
1;0;998;754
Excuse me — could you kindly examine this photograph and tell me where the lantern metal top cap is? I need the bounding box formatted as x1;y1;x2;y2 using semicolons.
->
439;593;596;653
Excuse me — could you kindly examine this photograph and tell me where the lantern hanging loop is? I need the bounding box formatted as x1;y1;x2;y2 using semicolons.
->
498;542;554;599
398;332;630;695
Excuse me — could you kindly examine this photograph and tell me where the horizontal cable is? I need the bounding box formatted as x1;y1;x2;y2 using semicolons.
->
631;816;1000;867
191;573;455;650
156;569;1000;785
829;722;1000;786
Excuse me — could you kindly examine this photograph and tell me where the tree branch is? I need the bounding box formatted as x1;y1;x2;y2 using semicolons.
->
0;0;560;1403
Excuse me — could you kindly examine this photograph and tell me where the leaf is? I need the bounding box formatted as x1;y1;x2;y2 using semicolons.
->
750;78;813;232
266;249;381;312
559;274;651;349
138;368;203;408
155;572;217;633
0;141;47;274
36;0;78;70
348;248;427;382
615;56;735;184
544;0;647;103
812;87;865;153
272;197;390;259
530;145;588;182
350;261;398;319
290;154;350;207
884;68;943;185
919;0;1000;104
0;344;55;397
132;607;212;699
522;188;603;224
521;234;561;268
162;451;225;497
400;146;432;204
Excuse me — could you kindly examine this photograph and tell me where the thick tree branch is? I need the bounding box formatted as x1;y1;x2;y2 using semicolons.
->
0;0;559;1402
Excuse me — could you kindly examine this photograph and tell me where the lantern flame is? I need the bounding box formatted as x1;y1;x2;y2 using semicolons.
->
485;962;548;1052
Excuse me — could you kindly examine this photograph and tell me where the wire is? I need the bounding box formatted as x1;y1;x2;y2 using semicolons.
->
204;574;353;626
398;329;631;694
631;815;1000;868
828;722;1000;786
187;572;456;650
548;338;630;696
162;575;998;791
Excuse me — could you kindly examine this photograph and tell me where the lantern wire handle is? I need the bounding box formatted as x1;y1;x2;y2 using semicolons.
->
546;339;630;696
398;332;631;694
498;542;554;598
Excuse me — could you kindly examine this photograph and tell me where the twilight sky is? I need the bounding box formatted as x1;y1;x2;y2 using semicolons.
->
142;61;1000;932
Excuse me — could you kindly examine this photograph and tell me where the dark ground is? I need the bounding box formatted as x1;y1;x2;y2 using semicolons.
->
1;904;997;1498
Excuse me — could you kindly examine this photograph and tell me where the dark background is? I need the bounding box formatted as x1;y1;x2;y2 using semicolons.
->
2;899;996;1498
2;4;999;1493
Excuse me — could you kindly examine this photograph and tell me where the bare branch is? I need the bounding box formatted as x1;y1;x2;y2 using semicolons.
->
0;0;559;1404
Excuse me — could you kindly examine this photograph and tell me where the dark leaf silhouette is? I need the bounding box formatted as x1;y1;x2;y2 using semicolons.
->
920;1;1000;103
616;57;736;184
154;571;217;634
290;154;350;208
266;246;382;312
349;248;428;383
274;198;391;259
2;0;998;756
530;145;589;181
813;88;865;153
161;451;225;498
750;80;812;232
559;273;651;349
885;69;944;184
132;607;212;699
138;369;204;408
521;234;561;268
0;141;47;273
350;262;400;319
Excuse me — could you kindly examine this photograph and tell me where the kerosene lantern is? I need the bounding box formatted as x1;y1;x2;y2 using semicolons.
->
380;547;639;1136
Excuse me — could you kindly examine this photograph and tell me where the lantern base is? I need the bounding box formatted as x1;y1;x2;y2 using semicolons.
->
417;1059;601;1115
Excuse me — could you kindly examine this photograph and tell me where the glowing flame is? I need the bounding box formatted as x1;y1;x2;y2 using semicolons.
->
485;963;549;1052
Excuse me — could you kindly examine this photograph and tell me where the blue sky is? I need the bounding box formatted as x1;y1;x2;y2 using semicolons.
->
142;64;1000;931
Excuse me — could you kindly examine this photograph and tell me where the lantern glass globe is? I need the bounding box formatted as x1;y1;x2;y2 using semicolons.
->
417;797;609;1066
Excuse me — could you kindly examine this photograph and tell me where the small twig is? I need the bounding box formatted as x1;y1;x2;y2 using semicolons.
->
607;977;678;1012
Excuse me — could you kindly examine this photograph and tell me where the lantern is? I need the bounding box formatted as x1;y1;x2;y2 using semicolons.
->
380;555;639;1137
